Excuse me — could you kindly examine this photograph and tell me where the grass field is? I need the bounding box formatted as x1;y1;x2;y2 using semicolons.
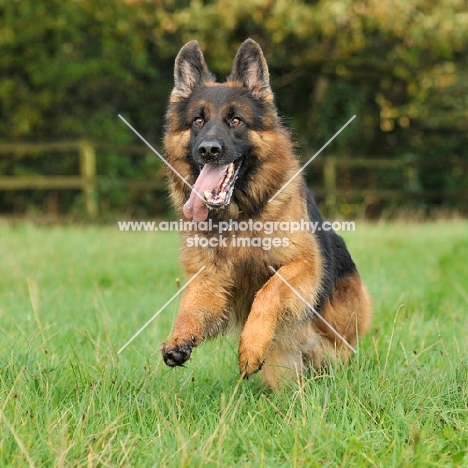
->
0;221;467;467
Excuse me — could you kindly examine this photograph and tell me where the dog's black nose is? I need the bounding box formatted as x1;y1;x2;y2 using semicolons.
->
198;141;222;160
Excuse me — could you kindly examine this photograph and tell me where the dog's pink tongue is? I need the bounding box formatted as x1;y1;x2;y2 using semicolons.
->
183;164;228;222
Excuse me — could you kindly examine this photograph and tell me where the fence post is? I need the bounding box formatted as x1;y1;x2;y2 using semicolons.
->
324;156;337;214
79;140;98;218
405;157;420;194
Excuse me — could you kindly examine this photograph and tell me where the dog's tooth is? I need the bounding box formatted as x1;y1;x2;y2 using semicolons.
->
204;190;212;199
219;192;227;201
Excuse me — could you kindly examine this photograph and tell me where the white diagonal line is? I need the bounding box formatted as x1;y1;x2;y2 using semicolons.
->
268;266;357;353
118;114;205;203
268;115;356;203
117;266;206;354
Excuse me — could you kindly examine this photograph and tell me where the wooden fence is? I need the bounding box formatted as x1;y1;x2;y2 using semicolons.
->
0;141;164;218
0;141;466;217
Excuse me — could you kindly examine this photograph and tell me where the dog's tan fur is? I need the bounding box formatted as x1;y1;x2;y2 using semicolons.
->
161;39;372;390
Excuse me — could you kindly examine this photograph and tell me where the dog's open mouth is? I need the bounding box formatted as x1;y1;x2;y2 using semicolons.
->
183;160;242;222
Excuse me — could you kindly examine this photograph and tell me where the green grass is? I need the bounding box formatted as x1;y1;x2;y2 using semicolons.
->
0;221;467;467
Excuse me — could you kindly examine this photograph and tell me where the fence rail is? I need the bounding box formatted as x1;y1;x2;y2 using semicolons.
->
0;141;165;218
0;141;466;217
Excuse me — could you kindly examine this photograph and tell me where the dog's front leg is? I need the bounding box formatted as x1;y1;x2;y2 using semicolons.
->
238;259;320;378
161;275;229;367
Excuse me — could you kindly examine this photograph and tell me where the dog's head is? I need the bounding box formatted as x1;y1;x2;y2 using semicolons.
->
164;39;296;222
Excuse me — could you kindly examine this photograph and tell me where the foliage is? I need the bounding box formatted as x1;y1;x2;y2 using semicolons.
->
0;0;467;215
0;0;168;142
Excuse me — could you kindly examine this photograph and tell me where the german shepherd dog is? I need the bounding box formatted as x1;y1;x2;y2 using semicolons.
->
161;39;372;390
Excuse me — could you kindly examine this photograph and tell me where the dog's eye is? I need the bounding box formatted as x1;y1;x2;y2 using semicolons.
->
193;117;204;127
230;117;242;127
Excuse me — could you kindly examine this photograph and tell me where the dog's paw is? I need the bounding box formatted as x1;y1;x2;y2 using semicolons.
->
161;337;196;367
238;340;267;379
239;321;275;379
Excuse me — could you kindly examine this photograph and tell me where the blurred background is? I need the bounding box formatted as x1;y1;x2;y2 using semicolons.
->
0;0;467;220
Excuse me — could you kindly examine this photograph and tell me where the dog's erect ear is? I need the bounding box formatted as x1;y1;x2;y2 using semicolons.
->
171;40;215;102
228;39;273;102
